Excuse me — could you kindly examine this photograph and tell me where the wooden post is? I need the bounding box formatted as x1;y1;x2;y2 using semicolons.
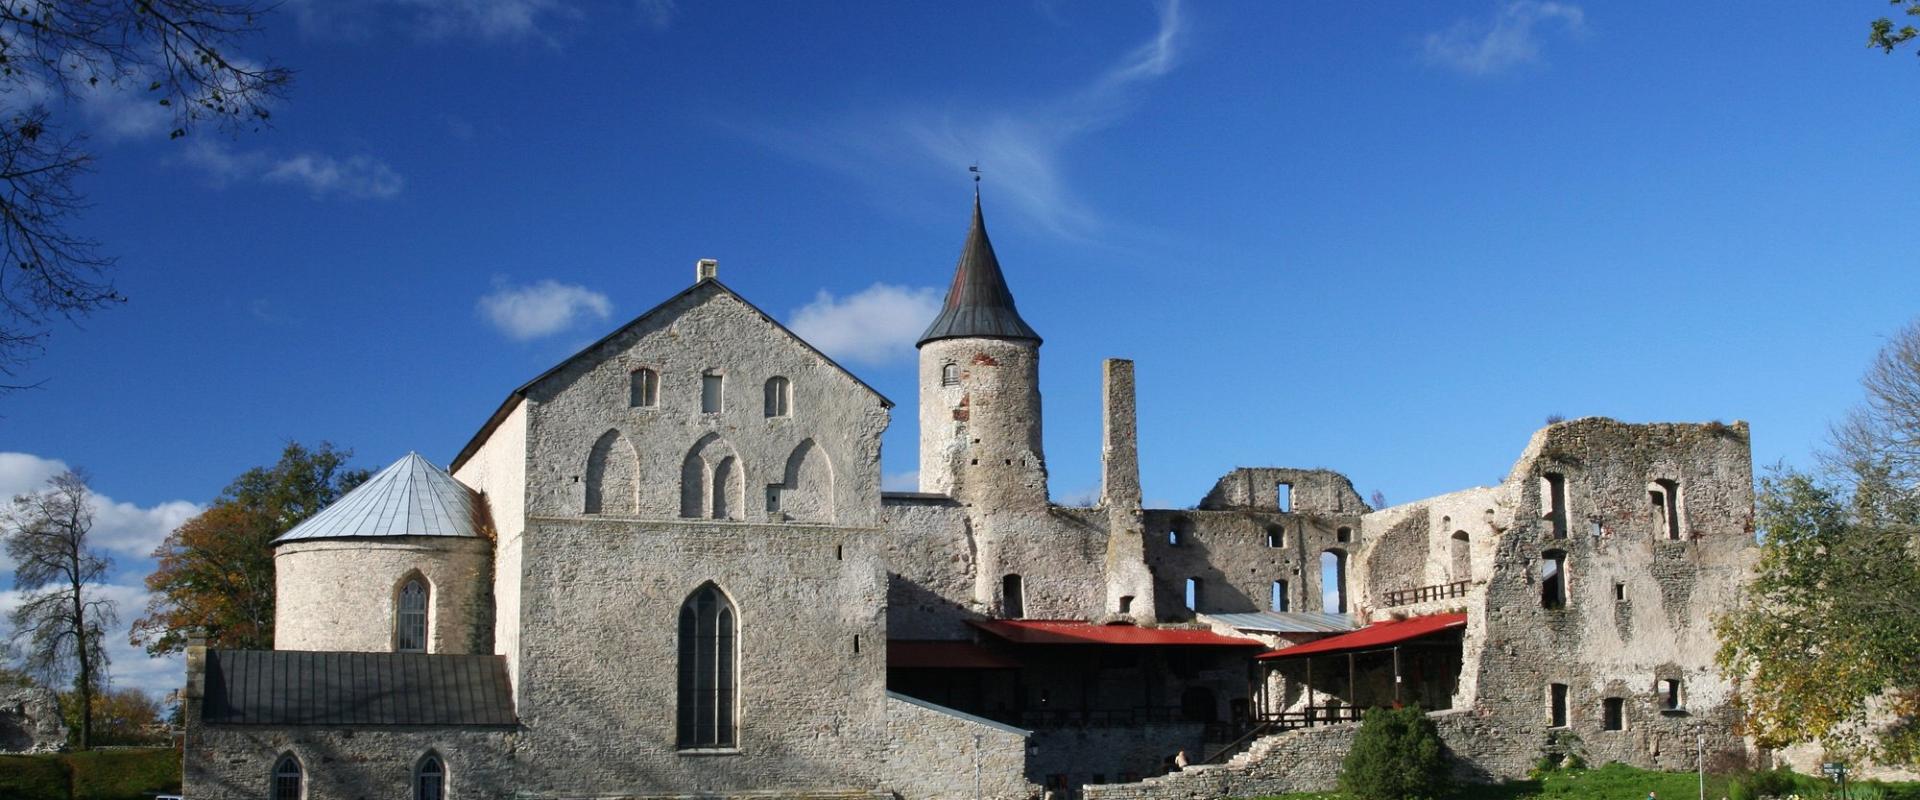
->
1393;646;1402;706
1348;651;1357;717
1306;657;1316;724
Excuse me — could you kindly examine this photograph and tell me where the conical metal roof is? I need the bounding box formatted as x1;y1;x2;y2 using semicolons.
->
917;194;1041;347
273;453;484;543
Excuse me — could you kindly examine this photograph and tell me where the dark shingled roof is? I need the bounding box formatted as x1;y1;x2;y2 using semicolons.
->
917;195;1040;347
202;650;517;726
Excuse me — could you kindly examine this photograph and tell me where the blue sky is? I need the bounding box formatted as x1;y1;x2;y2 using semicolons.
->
2;1;1918;695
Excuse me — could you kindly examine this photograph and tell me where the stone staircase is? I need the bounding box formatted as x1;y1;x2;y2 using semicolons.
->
548;791;894;800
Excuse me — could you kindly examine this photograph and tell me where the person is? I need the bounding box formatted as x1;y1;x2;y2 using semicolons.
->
1174;750;1190;770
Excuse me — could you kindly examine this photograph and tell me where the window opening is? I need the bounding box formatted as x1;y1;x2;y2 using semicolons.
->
1549;683;1569;728
1270;580;1289;612
1184;577;1201;612
630;367;658;407
1540;550;1567;610
764;376;790;418
1661;679;1683;711
1336;526;1352;544
397;577;428;653
1650;479;1682;540
1276;482;1292;512
414;754;444;800
941;363;959;386
1118;595;1133;614
1321;549;1348;614
1449;531;1471;581
1613;582;1626;602
1265;525;1284;548
678;583;737;748
1602;697;1625;731
853;635;861;654
1542;472;1568;538
273;754;302;800
765;485;781;514
701;372;724;414
1002;574;1025;619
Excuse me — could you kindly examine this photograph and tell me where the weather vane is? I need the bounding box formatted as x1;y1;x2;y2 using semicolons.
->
969;163;981;185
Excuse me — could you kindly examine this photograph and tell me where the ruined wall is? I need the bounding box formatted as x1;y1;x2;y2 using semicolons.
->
883;693;1037;800
520;283;888;530
883;497;978;640
509;516;891;796
1143;506;1360;620
1199;468;1370;516
0;685;66;753
273;537;493;655
1473;418;1756;773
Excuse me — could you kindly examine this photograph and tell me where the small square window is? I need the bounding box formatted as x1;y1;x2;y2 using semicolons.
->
1613;582;1626;602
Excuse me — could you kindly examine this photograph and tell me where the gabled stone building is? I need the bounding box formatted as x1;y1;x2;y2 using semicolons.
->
182;195;1758;800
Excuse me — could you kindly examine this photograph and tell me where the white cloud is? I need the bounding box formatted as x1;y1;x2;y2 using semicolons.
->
747;0;1183;239
882;471;920;492
788;284;942;368
1423;1;1585;76
265;153;406;199
0;582;183;700
478;278;614;340
0;453;201;566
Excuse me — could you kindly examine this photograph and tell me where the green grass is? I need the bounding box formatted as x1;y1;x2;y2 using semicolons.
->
0;748;181;800
1245;762;1738;800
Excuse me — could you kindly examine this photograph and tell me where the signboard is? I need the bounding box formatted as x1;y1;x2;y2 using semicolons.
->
1822;762;1848;780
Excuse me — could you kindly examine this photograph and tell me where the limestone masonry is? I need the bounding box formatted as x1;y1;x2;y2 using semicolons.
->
182;195;1763;799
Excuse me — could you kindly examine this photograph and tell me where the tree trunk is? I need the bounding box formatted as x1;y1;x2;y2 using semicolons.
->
70;538;92;751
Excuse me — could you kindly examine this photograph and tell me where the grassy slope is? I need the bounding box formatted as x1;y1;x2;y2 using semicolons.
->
1248;762;1738;800
0;748;181;800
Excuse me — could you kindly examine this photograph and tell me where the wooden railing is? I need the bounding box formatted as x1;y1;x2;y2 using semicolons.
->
1383;580;1470;608
1256;705;1365;731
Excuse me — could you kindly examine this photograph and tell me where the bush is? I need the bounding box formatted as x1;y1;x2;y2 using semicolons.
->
1338;706;1452;800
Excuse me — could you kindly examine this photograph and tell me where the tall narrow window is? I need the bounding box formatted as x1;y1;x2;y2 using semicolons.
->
396;577;428;653
1002;574;1025;619
630;367;658;407
941;363;959;386
1540;550;1567;610
1265;525;1284;548
1549;683;1569;728
678;583;737;748
1270;580;1289;612
1450;531;1471;581
272;754;302;800
1650;479;1682;540
414;754;444;800
701;371;724;414
763;376;790;418
1602;697;1625;731
1322;549;1348;614
1276;482;1292;512
1661;679;1684;711
1542;472;1568;538
1184;577;1202;612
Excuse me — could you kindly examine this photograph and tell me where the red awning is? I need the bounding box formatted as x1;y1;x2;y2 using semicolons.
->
886;641;1021;670
1255;613;1468;660
969;620;1265;647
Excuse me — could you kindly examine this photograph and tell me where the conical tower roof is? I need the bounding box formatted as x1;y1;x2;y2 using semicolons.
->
273;452;485;543
917;194;1041;346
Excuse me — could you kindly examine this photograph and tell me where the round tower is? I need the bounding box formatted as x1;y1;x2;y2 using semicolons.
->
916;192;1048;512
272;453;493;655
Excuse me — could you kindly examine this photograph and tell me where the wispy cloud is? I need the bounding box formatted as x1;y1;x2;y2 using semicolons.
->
1423;1;1586;76
177;140;406;199
478;278;614;340
747;0;1183;239
788;283;942;367
289;0;670;43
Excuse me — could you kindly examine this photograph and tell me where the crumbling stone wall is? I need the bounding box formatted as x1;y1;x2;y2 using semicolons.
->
273;536;493;655
1143;505;1360;620
1198;468;1370;516
883;693;1036;800
0;685;66;753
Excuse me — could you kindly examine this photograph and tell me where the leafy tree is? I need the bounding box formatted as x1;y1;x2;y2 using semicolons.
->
132;442;368;655
70;686;166;746
1338;705;1452;800
0;1;291;390
1871;1;1920;56
2;469;114;750
1717;320;1920;767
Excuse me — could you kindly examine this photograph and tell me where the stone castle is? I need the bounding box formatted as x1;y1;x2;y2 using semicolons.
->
181;195;1759;799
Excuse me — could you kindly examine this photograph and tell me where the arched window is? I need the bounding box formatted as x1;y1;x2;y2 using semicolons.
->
763;376;790;418
678;583;737;749
414;753;445;800
941;363;959;386
272;754;302;800
1002;574;1025;619
630;367;658;407
1649;479;1682;540
396;577;428;653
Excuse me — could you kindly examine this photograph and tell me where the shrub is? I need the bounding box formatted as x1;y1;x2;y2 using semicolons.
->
1338;706;1451;800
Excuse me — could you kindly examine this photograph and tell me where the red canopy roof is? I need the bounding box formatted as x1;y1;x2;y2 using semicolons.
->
886;641;1021;669
970;620;1264;647
1256;613;1468;660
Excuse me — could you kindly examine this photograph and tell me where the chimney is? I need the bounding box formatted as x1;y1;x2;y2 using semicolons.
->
1101;359;1141;509
696;258;719;281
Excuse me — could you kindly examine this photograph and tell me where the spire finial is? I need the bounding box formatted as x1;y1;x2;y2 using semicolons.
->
969;163;981;199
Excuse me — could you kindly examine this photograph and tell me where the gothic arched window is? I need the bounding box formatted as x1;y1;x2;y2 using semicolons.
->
272;754;303;800
414;753;445;800
396;577;428;653
677;583;737;749
764;376;790;417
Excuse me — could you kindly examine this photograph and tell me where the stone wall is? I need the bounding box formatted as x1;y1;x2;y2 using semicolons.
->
918;337;1047;511
186;724;517;800
453;399;528;694
0;685;66;753
1143;507;1359;620
883;692;1037;800
1198;468;1370;516
273;536;493;655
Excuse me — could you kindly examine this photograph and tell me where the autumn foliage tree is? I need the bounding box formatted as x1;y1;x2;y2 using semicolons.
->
133;442;367;655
